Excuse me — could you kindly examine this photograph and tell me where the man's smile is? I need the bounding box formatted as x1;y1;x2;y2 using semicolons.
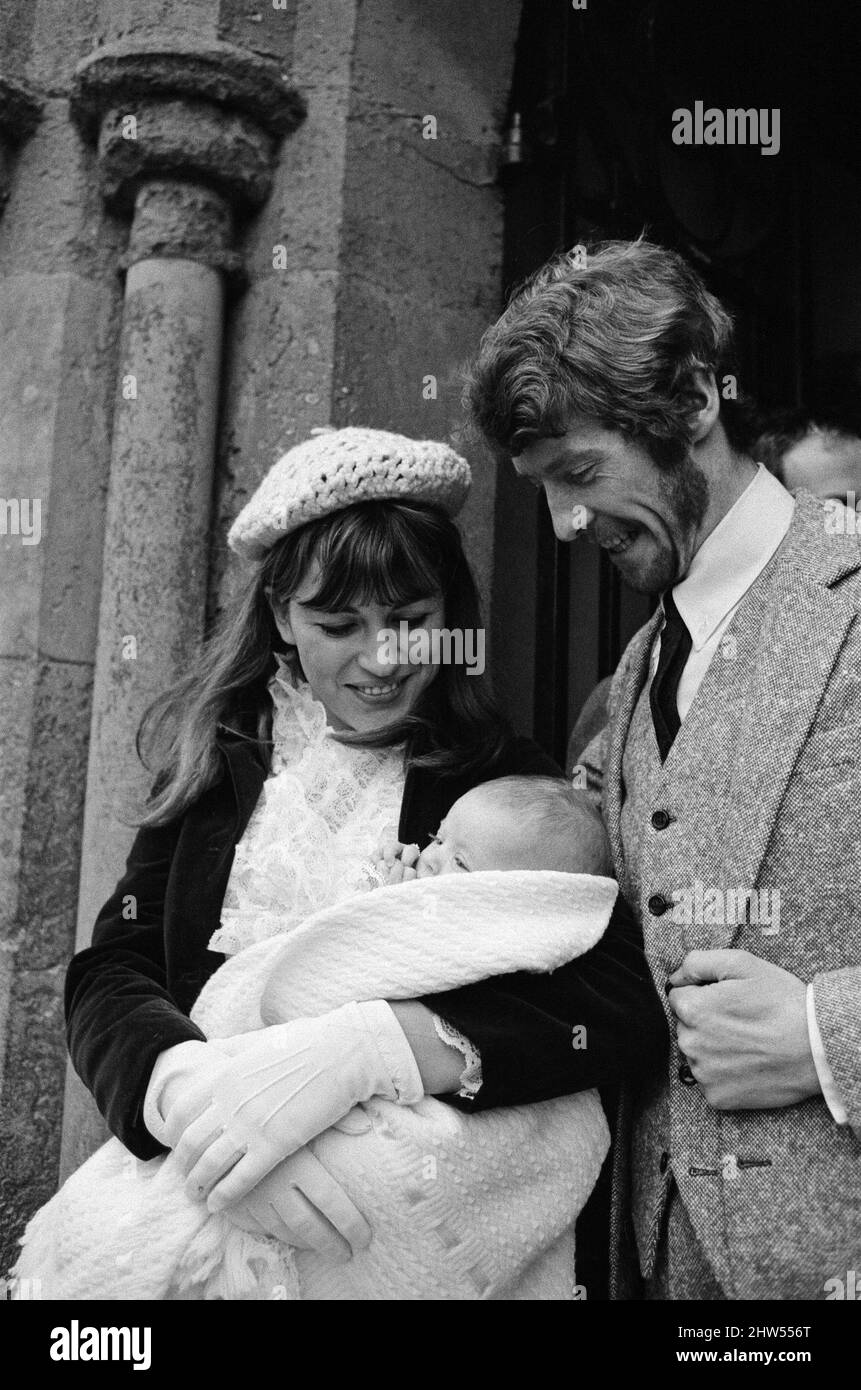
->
589;517;644;555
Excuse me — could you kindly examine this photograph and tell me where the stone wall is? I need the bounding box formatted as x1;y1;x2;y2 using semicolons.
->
0;0;123;1275
0;0;522;1272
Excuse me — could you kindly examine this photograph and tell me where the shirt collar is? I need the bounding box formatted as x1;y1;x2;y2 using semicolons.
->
670;464;795;651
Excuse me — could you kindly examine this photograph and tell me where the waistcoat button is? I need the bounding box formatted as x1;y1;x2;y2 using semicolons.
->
648;893;672;916
659;1150;670;1174
651;809;672;830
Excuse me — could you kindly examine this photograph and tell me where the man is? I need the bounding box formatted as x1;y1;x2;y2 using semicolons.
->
754;409;861;507
465;238;860;1300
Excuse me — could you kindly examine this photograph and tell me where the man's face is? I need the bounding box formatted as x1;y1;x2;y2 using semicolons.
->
513;418;710;594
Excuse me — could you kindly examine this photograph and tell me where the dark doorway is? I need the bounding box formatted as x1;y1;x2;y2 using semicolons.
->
492;0;861;768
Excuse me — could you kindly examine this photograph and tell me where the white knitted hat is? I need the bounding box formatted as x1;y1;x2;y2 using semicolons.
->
227;427;471;560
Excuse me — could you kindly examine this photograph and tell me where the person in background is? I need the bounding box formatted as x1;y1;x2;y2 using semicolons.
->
753;409;861;508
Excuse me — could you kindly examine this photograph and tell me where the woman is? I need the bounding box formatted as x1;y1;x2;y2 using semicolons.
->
58;427;666;1290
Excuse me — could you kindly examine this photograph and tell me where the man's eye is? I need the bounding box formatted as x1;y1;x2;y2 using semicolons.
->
318;623;354;636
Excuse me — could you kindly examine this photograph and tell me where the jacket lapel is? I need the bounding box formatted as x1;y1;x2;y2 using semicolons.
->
218;726;268;838
603;611;662;886
718;496;859;943
169;732;267;1011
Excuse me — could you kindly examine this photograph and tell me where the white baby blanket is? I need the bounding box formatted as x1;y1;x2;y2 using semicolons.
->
12;870;615;1301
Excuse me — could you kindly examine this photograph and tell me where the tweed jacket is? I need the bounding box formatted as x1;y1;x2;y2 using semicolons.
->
582;491;861;1300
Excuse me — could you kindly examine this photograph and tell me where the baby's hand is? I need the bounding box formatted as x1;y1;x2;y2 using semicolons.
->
375;835;421;885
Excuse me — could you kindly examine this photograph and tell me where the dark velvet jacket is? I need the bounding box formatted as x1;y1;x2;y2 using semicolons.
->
65;726;668;1161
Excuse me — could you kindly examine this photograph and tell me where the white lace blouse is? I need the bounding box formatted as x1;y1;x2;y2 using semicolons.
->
209;663;404;957
208;656;481;1098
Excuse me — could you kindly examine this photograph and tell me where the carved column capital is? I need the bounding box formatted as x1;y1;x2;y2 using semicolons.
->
70;39;305;277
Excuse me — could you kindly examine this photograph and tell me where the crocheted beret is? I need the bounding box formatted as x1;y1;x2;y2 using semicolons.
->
227;426;471;560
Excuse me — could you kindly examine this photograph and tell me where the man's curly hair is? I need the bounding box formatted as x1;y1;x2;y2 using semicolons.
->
463;237;756;469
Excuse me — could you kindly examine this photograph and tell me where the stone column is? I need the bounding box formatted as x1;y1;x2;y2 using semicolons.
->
0;65;43;1271
0;72;41;208
59;39;304;1176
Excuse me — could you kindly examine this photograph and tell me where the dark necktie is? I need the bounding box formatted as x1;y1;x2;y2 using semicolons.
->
649;590;692;762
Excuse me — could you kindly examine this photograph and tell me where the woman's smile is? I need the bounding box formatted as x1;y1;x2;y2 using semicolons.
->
345;674;412;705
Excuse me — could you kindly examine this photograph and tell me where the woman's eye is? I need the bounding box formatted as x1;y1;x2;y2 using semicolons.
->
454;857;469;871
318;623;355;637
394;612;431;628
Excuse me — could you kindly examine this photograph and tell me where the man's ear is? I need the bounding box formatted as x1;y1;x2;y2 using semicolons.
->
685;369;721;443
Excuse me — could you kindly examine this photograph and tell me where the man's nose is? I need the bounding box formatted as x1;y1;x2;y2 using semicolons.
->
547;490;593;542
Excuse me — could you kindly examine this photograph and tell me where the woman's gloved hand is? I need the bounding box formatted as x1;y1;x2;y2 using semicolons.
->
224;1142;373;1263
144;1038;238;1146
168;1001;424;1211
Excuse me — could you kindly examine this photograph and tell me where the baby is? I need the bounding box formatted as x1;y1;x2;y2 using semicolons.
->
260;774;612;1029
377;774;612;882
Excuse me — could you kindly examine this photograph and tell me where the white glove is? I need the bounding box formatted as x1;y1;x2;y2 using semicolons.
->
225;1145;373;1263
152;1037;371;1158
171;1001;424;1211
144;1039;236;1145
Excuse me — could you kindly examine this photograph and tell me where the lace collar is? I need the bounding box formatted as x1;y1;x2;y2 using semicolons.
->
268;654;331;770
267;653;405;774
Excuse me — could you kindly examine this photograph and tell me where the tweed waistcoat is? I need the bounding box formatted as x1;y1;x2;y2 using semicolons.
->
620;571;772;1286
601;492;861;1299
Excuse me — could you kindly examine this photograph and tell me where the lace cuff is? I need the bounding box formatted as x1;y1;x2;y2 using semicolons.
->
431;1013;483;1101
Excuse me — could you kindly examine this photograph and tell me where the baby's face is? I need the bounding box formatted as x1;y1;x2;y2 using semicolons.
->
416;787;541;877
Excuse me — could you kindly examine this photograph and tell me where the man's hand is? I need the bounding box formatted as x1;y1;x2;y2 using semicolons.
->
225;1144;373;1264
667;949;821;1110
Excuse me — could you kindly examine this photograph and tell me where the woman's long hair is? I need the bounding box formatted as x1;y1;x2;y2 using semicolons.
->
136;500;510;827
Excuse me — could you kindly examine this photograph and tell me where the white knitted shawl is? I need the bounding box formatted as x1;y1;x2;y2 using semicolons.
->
13;870;614;1301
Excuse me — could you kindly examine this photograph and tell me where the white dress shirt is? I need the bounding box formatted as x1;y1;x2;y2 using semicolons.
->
653;464;847;1124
